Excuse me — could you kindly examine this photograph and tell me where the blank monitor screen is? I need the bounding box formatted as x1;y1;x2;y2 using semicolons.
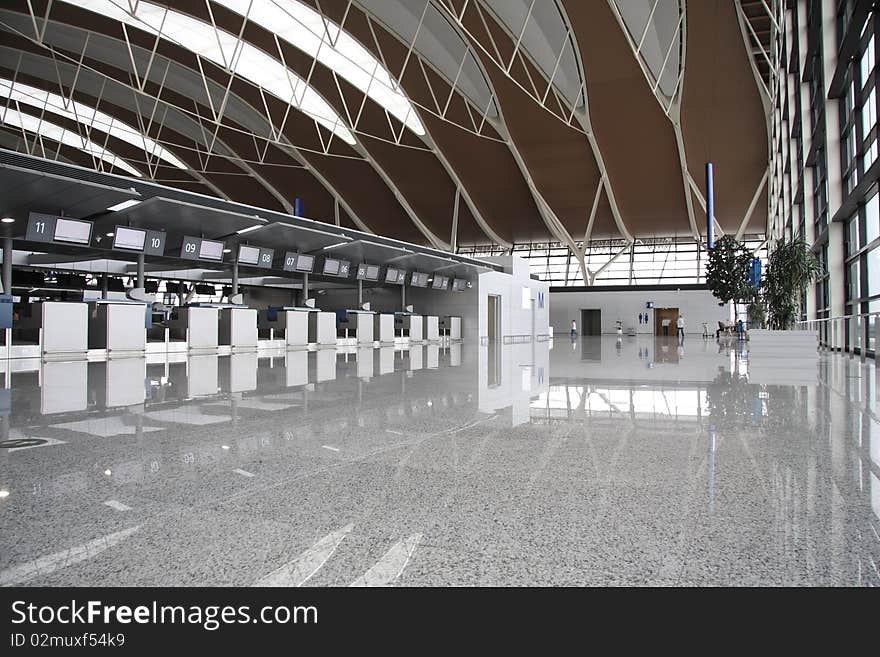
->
366;264;380;280
238;244;260;265
323;258;340;275
113;226;146;251
199;239;224;261
432;275;447;290
295;254;314;272
53;218;92;245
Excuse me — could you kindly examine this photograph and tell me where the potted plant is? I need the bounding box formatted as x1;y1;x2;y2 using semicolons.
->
762;238;822;330
706;235;753;320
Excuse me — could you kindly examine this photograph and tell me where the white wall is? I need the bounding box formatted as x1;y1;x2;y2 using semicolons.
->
408;255;549;342
549;288;731;334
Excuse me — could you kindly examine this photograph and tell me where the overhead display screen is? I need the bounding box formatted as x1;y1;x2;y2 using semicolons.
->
295;254;314;272
432;275;448;290
453;278;469;291
338;260;351;277
385;267;399;283
112;226;146;251
53;218;92;245
410;272;429;288
198;239;224;261
357;264;380;281
237;244;261;265
323;258;340;276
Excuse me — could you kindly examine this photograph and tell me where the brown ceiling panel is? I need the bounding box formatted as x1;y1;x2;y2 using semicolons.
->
564;0;691;238
457;4;610;241
307;153;424;244
454;198;487;246
313;0;537;244
682;0;768;234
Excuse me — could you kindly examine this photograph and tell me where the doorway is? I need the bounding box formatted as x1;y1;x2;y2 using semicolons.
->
580;309;601;336
487;294;500;342
654;307;680;336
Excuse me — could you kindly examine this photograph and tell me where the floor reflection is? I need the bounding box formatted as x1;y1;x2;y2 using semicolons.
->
0;336;877;586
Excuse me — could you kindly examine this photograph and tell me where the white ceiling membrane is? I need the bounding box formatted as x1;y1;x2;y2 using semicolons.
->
481;0;584;109
213;0;424;135
355;0;498;118
613;0;682;98
0;106;142;177
60;0;357;144
0;77;187;170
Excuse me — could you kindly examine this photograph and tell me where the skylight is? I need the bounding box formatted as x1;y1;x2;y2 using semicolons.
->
61;0;357;144
213;0;424;135
0;106;142;177
0;78;187;169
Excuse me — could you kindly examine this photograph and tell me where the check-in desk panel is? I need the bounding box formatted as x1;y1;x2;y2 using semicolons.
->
219;307;257;350
20;302;89;357
88;300;147;353
338;310;374;345
396;314;423;342
308;311;336;346
258;308;311;347
424;315;440;341
168;306;219;350
440;316;462;340
373;313;394;344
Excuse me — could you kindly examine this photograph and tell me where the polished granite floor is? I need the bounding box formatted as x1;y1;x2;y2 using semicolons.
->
0;336;877;587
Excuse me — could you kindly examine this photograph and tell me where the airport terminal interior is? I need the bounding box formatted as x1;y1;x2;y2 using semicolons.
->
0;0;877;587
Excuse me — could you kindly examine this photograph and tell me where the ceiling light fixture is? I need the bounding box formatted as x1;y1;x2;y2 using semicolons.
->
107;199;141;212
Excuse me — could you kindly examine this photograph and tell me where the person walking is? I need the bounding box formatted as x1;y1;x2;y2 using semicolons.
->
702;321;710;339
676;314;685;340
570;319;578;339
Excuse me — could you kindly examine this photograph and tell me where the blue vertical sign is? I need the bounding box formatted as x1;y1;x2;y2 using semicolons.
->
706;162;715;250
749;257;762;288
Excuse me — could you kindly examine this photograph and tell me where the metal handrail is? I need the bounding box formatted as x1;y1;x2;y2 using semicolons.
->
795;311;880;362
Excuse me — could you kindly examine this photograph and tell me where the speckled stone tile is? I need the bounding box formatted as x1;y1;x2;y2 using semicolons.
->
1;340;877;587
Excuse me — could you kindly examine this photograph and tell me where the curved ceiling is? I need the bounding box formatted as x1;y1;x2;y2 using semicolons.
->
0;0;769;269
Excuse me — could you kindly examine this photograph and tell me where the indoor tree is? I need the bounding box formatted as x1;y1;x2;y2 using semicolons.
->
705;235;753;320
762;238;822;330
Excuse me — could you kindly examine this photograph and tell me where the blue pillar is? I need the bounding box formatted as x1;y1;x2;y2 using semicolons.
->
706;162;715;250
294;197;304;216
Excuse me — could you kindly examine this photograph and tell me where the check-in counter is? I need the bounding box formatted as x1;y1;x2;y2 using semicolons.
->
18;302;88;357
396;313;423;342
258;307;313;347
87;300;147;354
219;306;257;351
440;316;462;341
338;310;374;345
373;313;394;345
168;305;219;350
308;311;337;346
425;315;440;342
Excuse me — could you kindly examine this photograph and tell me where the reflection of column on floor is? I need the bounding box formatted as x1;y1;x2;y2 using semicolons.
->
708;427;716;513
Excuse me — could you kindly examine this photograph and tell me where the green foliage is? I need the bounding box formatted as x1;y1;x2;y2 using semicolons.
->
763;238;822;330
706;236;753;309
747;299;766;328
